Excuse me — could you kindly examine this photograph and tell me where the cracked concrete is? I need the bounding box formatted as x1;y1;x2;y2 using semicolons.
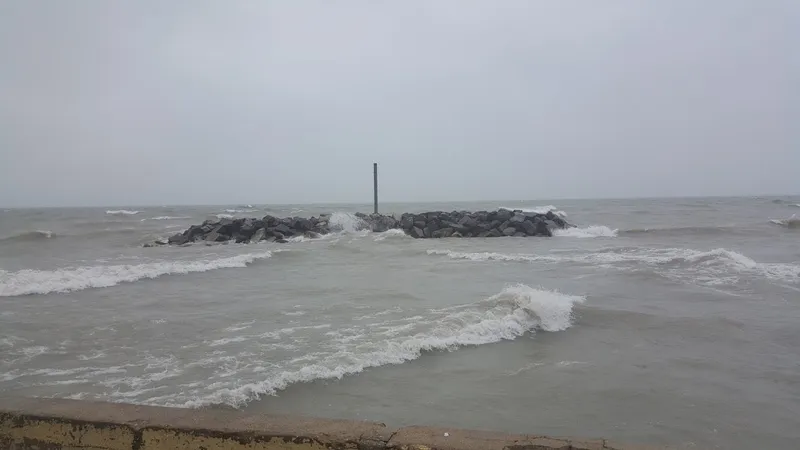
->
1;398;675;450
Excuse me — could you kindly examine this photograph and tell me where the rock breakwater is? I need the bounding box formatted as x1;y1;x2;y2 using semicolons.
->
152;209;574;246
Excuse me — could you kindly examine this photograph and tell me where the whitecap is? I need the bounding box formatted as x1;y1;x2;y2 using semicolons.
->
554;225;618;238
0;251;274;297
171;284;583;408
105;210;140;216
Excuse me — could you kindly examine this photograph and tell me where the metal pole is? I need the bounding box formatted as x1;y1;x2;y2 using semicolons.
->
373;163;378;214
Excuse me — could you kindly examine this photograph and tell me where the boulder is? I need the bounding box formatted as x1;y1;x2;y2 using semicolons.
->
205;229;229;242
168;233;189;245
293;217;312;232
304;231;321;239
510;213;526;223
513;232;527;237
262;215;279;227
250;228;266;243
413;220;427;230
274;224;293;236
496;209;513;221
410;227;425;239
536;220;553;237
502;227;517;236
451;231;463;238
432;227;454;238
487;228;503;238
521;220;537;236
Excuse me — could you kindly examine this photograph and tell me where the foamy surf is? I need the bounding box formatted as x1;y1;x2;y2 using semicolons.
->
0;251;274;297
554;225;618;238
374;229;411;241
141;216;191;221
770;214;799;229
428;247;799;285
168;284;583;408
105;210;140;216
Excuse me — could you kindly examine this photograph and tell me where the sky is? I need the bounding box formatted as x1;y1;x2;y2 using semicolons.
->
0;1;798;207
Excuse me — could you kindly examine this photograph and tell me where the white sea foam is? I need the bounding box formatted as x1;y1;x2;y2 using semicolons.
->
168;284;583;408
328;212;366;233
374;229;410;241
428;247;800;285
554;226;618;238
0;251;274;297
106;210;140;216
499;205;567;217
770;214;799;229
141;216;191;221
216;213;235;219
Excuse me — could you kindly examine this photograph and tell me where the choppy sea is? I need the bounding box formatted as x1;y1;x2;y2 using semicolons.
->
1;197;799;449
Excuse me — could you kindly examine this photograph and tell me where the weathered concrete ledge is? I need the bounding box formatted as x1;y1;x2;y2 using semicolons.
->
151;209;574;247
0;398;671;450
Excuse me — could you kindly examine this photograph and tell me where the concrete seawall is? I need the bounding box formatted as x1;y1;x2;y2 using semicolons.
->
1;397;667;450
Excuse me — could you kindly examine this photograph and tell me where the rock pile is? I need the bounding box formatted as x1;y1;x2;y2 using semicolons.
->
151;209;573;246
396;209;572;238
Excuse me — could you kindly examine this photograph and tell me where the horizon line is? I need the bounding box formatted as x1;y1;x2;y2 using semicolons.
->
2;193;799;209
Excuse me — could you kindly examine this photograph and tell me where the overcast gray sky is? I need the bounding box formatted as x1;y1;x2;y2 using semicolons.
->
1;1;798;207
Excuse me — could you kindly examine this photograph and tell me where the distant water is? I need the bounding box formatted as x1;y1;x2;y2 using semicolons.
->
2;197;800;449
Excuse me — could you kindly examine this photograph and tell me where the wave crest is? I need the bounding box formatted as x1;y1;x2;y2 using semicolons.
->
0;230;55;243
106;210;139;216
554;226;617;238
0;251;274;297
177;284;583;407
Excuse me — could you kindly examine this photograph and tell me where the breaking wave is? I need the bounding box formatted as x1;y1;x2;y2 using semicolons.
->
770;215;799;229
554;226;618;238
141;216;191;221
215;213;235;219
0;251;274;297
427;247;799;285
328;212;367;233
175;284;583;407
0;230;55;243
374;229;411;241
106;210;140;216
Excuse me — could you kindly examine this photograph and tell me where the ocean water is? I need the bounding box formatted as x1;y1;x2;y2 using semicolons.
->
1;197;799;449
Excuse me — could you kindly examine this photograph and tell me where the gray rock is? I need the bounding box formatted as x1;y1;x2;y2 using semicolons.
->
521;220;537;236
432;227;454;238
168;233;189;245
487;228;503;238
413;220;427;230
451;231;463;238
502;227;517;236
536;220;553;237
510;213;526;223
496;209;513;221
458;215;478;229
293;217;312;232
423;227;432;238
274;224;293;236
250;228;266;243
304;231;321;239
410;226;425;238
513;232;527;237
205;230;228;242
